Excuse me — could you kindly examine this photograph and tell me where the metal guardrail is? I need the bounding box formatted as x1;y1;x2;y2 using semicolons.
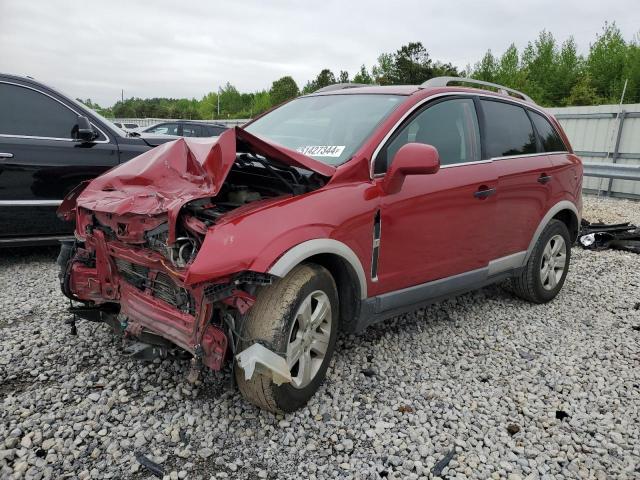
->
582;162;640;182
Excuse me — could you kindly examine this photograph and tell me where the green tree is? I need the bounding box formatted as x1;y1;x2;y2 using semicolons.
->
624;38;640;103
587;22;629;102
566;75;602;105
553;38;583;105
338;70;349;83
495;44;521;88
302;69;337;94
269;76;299;106
372;53;395;85
252;90;272;116
352;64;373;84
392;42;434;84
473;50;497;82
219;83;244;117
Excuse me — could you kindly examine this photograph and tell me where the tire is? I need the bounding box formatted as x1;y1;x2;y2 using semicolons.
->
511;219;571;304
235;263;339;413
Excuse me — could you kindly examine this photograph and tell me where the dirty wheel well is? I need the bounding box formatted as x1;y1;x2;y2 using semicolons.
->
303;254;361;333
553;209;579;242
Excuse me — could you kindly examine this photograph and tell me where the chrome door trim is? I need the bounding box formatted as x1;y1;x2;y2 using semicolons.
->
0;199;63;206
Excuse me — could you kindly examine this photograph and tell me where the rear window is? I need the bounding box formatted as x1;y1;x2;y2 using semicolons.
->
530;111;566;152
480;100;537;158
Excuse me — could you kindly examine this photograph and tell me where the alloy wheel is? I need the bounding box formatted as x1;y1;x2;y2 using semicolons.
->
540;234;567;290
286;290;332;389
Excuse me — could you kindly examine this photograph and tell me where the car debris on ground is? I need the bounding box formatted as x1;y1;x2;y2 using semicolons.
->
578;219;640;253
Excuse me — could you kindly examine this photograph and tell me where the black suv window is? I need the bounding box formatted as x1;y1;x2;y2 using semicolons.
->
0;83;79;139
182;125;202;137
147;123;179;135
480;100;537;158
208;126;226;136
530;111;566;152
380;98;481;172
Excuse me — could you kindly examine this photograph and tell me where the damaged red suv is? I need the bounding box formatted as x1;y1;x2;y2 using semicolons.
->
58;77;582;413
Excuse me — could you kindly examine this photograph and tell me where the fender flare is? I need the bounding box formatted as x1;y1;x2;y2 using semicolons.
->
268;239;368;299
523;200;580;264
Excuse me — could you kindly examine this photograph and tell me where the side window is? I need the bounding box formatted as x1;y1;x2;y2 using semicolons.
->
480;100;537;158
209;126;226;136
529;111;566;152
380;98;481;172
0;83;79;138
148;123;179;135
182;125;202;137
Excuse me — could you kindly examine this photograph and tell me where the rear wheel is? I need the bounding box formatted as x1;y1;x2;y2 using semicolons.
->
235;264;338;413
512;219;571;303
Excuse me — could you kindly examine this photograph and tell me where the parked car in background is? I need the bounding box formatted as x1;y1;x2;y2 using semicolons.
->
0;73;176;245
141;120;228;137
113;121;140;132
58;77;582;413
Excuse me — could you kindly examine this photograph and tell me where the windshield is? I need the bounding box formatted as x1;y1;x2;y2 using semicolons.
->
245;94;404;165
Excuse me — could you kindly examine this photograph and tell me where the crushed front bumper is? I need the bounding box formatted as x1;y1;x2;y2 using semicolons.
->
60;230;228;371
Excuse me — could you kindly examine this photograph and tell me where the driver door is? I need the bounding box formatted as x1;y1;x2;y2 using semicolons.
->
372;97;498;295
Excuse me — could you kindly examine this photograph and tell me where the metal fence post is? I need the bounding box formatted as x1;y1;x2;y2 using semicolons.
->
606;110;627;195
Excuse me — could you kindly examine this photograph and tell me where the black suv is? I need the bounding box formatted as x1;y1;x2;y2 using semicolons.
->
0;74;176;245
141;121;228;137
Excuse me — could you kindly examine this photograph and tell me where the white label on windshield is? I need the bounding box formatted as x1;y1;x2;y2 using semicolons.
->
296;145;345;157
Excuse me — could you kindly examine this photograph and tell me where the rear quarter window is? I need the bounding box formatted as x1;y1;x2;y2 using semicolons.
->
480;100;537;158
530;111;566;152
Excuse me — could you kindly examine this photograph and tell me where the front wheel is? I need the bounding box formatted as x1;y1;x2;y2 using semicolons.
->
235;264;338;413
511;219;571;303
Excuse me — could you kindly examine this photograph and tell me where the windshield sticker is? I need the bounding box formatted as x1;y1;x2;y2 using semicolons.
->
296;145;345;157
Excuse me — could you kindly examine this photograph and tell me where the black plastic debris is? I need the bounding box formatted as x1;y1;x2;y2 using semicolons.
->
507;424;521;435
555;410;570;421
135;453;164;478
361;368;377;377
579;219;640;253
431;449;455;477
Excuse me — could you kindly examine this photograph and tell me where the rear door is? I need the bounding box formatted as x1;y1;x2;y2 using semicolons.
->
0;81;119;238
373;97;498;294
479;99;553;257
528;110;580;205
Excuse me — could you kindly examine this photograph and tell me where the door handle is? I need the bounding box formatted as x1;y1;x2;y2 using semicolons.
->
0;152;14;159
474;187;496;199
538;174;552;184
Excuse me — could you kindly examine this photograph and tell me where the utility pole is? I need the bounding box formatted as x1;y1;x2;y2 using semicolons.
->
121;89;124;103
217;86;221;117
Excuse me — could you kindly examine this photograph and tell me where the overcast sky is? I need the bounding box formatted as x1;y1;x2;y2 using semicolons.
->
1;0;638;106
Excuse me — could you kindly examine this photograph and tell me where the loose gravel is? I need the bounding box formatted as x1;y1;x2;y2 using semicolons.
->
1;195;639;480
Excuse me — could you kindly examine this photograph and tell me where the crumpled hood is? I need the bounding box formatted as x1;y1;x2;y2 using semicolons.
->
75;127;335;218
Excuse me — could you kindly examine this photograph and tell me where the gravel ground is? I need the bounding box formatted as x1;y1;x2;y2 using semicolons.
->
1;195;639;480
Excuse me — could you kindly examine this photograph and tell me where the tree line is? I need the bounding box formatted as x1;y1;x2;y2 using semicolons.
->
83;22;639;120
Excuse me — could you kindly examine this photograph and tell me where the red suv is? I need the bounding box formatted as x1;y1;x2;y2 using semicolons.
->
58;77;582;413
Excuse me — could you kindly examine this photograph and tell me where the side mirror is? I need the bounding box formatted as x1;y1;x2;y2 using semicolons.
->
382;143;440;194
74;116;97;143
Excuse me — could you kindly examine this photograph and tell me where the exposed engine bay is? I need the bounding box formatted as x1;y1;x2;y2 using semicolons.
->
137;152;324;268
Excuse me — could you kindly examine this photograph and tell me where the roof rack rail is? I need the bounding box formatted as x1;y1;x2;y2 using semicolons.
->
314;83;370;93
420;76;534;103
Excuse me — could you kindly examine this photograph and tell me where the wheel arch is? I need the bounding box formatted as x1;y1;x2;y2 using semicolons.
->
268;239;367;333
524;200;579;263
